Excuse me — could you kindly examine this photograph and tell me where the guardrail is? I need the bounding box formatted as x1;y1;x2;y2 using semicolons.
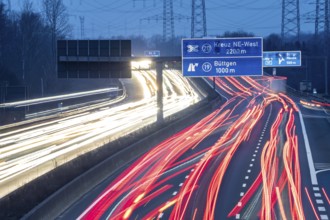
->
0;88;121;108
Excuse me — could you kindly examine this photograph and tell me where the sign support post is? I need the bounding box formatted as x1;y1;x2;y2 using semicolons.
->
213;77;216;90
325;56;328;95
156;61;164;124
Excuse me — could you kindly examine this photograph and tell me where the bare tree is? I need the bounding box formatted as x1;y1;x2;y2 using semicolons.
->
18;0;52;97
42;0;71;57
20;0;41;80
0;3;6;66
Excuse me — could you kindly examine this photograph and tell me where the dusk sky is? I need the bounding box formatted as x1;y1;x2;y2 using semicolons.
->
9;0;315;39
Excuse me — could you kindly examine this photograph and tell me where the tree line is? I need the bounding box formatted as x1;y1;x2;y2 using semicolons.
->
0;0;73;100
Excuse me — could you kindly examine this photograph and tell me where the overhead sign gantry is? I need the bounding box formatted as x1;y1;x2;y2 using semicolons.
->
182;37;263;77
57;40;132;79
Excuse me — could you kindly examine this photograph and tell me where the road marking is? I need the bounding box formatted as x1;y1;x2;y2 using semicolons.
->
258;143;261;146
318;207;326;211
316;199;324;204
298;110;318;185
179;183;183;187
250;164;253;167
253;154;256;157
245;176;249;180
315;193;322;197
242;183;246;188
252;158;255;162
236;214;240;219
316;168;330;174
158;213;164;219
315;163;330;169
240;192;244;196
172;191;177;196
320;215;329;220
254;150;258;153
191;169;195;172
238;202;242;207
247;169;251;173
314;187;320;191
185;175;189;179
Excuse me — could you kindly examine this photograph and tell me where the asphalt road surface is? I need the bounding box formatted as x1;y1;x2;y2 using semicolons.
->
57;76;330;220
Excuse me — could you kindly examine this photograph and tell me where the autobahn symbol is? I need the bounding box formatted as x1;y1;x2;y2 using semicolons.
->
202;43;212;53
202;62;212;72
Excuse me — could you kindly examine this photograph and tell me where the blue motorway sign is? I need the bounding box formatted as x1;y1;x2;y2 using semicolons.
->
263;51;301;67
182;37;263;77
144;50;160;57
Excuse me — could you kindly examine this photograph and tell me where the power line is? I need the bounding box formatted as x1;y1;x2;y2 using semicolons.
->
281;0;301;40
140;0;189;41
315;0;329;38
133;0;146;8
132;0;157;7
303;0;329;53
163;0;174;41
191;0;207;38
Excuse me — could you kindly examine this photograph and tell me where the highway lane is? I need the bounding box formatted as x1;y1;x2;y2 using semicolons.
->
299;102;330;220
216;101;275;219
300;106;330;167
0;67;201;198
56;75;330;219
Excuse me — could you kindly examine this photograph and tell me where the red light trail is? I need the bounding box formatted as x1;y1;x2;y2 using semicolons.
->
78;76;320;220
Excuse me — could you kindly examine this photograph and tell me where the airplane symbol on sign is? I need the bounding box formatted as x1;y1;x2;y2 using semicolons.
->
187;45;199;53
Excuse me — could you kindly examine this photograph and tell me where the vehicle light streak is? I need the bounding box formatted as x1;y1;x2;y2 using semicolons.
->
0;88;120;108
80;106;232;219
311;100;330;107
0;68;201;198
74;75;310;220
228;172;263;217
276;186;288;220
323;188;330;205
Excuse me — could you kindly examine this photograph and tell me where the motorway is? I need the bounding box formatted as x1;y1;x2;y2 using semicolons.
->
56;76;330;220
0;67;201;198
